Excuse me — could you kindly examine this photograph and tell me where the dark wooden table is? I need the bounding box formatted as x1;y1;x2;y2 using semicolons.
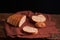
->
0;13;60;40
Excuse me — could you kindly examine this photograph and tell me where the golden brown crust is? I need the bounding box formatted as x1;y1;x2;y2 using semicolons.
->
7;14;26;27
35;22;46;28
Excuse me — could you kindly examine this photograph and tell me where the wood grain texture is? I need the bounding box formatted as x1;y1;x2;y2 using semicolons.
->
0;13;60;39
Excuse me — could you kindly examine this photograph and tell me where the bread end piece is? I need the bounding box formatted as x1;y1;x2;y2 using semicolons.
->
7;14;26;27
35;22;46;28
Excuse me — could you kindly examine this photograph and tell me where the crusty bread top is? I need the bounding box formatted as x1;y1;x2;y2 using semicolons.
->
35;22;46;28
7;14;26;27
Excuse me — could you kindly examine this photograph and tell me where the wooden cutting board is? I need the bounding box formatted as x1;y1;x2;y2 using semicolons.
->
0;13;60;39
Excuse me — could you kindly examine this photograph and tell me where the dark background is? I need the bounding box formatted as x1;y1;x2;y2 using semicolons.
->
0;0;60;14
0;0;60;39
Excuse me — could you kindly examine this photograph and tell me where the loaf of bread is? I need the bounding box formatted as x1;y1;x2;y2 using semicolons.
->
23;26;38;34
32;14;46;22
7;13;26;27
35;22;46;28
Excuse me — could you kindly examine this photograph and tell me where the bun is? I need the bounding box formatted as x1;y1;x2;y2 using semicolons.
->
35;22;46;28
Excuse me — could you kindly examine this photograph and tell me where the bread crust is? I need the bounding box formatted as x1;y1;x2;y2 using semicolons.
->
35;22;46;28
7;13;26;27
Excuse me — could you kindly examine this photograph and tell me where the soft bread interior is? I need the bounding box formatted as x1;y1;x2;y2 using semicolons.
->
23;26;38;34
19;16;26;27
38;14;46;22
32;14;46;22
32;16;41;22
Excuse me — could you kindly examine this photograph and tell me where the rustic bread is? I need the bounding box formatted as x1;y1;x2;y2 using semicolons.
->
35;22;46;28
23;26;38;34
32;14;46;22
7;13;26;27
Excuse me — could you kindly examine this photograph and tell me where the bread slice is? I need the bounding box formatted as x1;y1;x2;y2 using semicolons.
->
23;26;38;34
35;22;46;28
7;13;26;27
32;14;46;22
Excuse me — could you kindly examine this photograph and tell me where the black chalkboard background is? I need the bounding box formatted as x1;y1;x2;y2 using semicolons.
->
0;0;60;14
